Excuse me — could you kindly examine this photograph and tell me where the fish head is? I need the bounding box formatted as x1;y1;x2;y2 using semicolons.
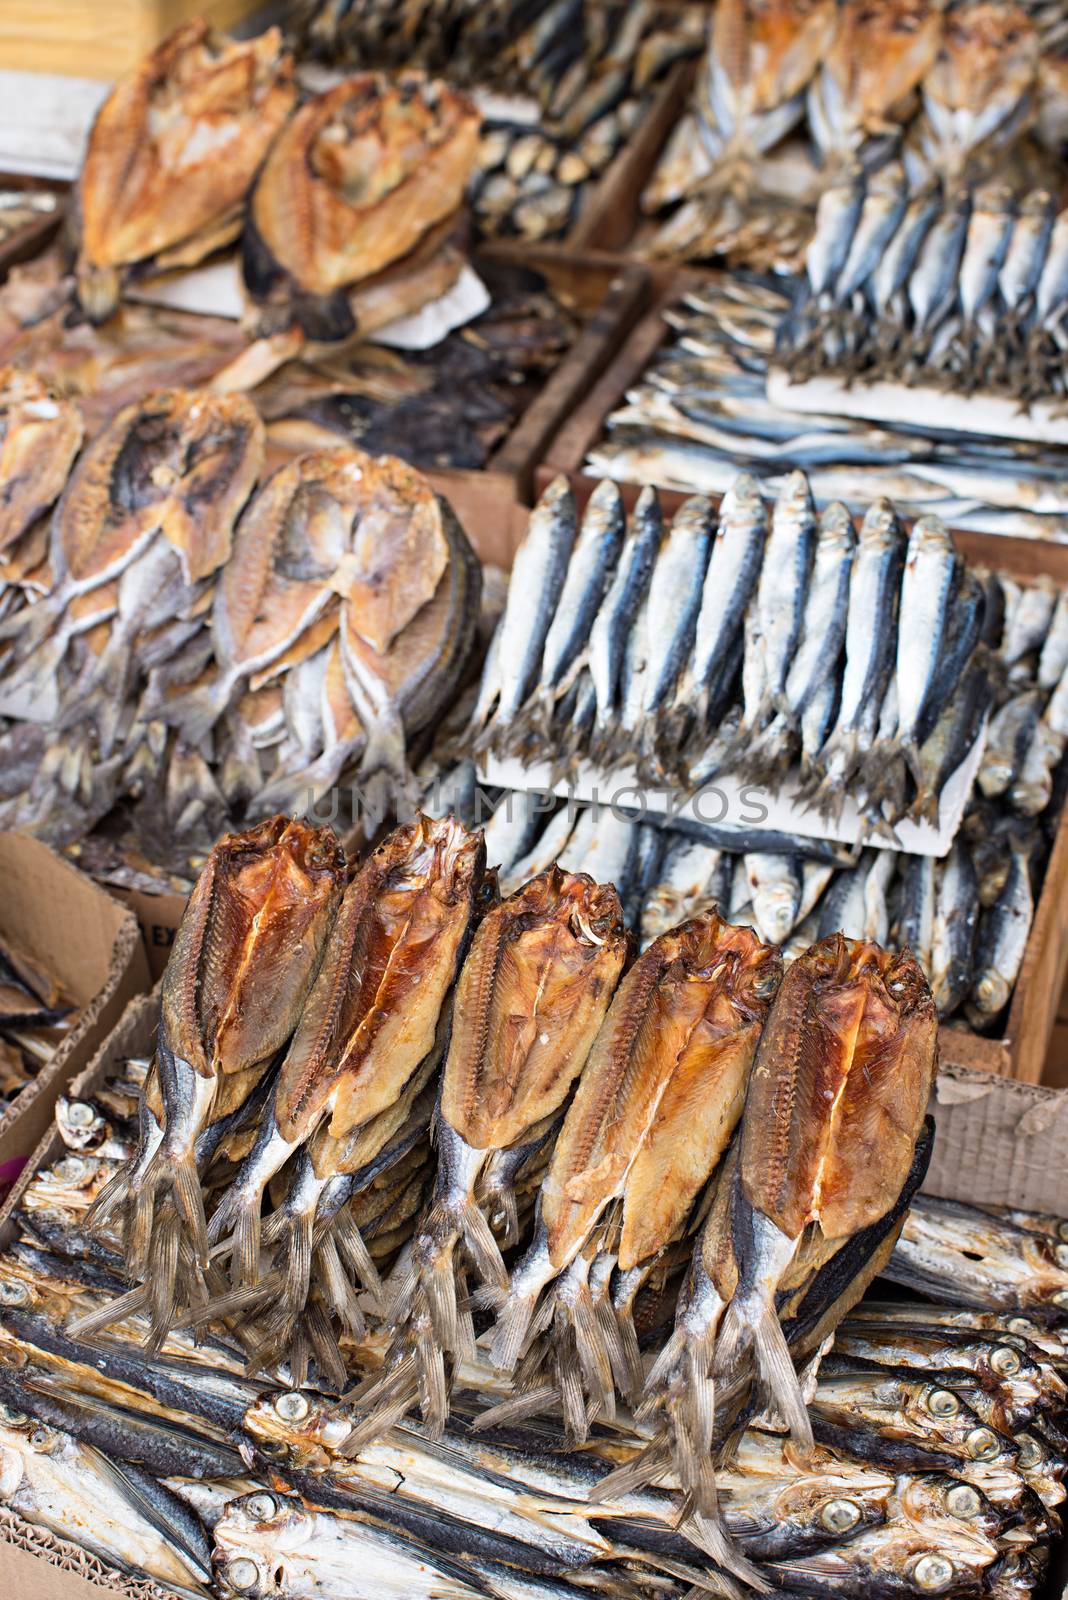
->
770;1470;894;1540
780;1515;999;1596
747;0;840;109
893;1472;1005;1543
215;1491;316;1597
242;1389;353;1465
22;1153;115;1217
686;913;784;1020
929;3;1038;112
858;497;902;547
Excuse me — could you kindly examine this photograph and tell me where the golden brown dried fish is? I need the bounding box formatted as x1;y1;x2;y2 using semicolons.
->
206;814;485;1299
920;3;1039;181
0;370;83;555
808;0;944;167
715;937;938;1448
83;817;346;1339
75;22;297;321
243;74;479;342
348;867;626;1443
488;914;781;1394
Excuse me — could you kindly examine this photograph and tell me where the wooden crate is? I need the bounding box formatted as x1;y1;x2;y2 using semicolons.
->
0;0;265;79
532;268;1068;1083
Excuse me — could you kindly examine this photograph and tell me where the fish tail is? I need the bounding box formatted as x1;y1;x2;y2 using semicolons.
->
736;1293;813;1450
333;1210;386;1312
558;1347;591;1443
613;1299;646;1406
315;1234;366;1339
232;1196;263;1289
172;1275;276;1328
417;1318;450;1438
469;1384;561;1433
489;1287;540;1374
306;1300;348;1393
84;1163;132;1236
146;1209;182;1348
279;1208;315;1321
163;677;232;749
457;1195;508;1292
596;1437;672;1501
683;1510;769;1596
66;1283;151;1339
570;1288;616;1423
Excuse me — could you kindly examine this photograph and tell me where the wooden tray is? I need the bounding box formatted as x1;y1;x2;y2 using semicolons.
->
408;248;649;570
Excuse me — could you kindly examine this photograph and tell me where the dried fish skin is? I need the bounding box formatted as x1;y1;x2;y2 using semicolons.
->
75;22;297;322
618;920;783;1273
440;866;627;1154
244;74;480;338
208;815;484;1293
0;371;83;555
716;936;937;1447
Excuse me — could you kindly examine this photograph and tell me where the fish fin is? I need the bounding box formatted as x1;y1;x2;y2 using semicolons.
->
683;1512;768;1596
65;1283;151;1339
333;1210;385;1312
596;1437;674;1501
469;1384;561;1433
489;1284;541;1374
306;1300;348;1394
613;1298;646;1407
340;1349;422;1451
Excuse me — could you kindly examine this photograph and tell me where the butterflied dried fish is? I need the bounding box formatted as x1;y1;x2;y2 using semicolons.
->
75;22;296;322
715;936;937;1446
244;75;479;344
350;867;625;1442
80;817;346;1341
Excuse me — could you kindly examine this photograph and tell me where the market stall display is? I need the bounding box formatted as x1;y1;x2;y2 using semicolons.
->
0;403;482;871
0;875;1064;1599
581;276;1068;541
294;0;705;244
641;0;1068;269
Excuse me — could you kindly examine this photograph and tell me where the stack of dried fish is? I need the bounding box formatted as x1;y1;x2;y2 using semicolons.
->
0;390;482;869
589;275;1068;542
467;471;1068;840
0;930;75;1113
294;0;703;244
777;175;1068;403
645;0;1067;270
0;832;1066;1597
417;771;1051;1027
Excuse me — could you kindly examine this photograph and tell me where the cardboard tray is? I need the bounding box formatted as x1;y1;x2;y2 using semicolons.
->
0;833;150;1171
0;989;1066;1597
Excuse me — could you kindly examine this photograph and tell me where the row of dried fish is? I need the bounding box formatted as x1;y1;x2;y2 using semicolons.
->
419;773;1048;1026
3;893;1068;1596
65;20;481;370
645;0;1068;270
0;382;481;869
295;0;702;244
0;930;74;1113
588;275;1068;542
63;806;952;1592
3;1095;1065;1600
466;469;1068;839
778;174;1068;401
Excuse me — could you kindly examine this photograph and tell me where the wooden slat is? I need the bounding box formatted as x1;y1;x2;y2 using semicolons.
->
0;0;263;78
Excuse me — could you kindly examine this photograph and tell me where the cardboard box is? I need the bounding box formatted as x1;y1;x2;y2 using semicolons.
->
0;0;265;80
104;885;187;984
0;992;1066;1595
0;833;150;1169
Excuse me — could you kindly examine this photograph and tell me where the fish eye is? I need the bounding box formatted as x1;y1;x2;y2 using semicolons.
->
912;1554;954;1591
990;1345;1021;1376
246;1493;277;1522
66;1102;96;1129
273;1392;309;1422
1015;1434;1042;1469
53;1157;87;1182
926;1388;959;1418
944;1483;981;1519
28;1426;54;1451
0;1403;27;1425
0;1281;29;1306
819;1498;861;1534
966;1427;1000;1461
227;1557;262;1593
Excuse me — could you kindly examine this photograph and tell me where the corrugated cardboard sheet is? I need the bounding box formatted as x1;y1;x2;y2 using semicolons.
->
0;833;150;1168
